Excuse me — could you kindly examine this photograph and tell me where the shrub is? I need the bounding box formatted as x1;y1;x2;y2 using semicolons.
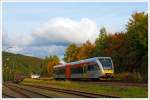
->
114;72;143;82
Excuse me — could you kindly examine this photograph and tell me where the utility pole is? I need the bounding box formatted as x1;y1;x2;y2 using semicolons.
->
5;68;7;82
9;68;11;81
6;67;8;82
13;62;15;81
6;58;9;82
2;70;3;83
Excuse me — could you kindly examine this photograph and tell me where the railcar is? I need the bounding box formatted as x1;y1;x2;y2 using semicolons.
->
53;57;114;79
13;73;25;83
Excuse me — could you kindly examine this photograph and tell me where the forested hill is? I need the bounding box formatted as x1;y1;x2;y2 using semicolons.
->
2;51;43;75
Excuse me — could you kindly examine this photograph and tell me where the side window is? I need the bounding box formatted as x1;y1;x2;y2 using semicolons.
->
71;67;83;74
87;64;98;71
93;64;99;71
55;68;65;75
60;68;65;74
54;69;59;74
71;67;76;74
77;67;83;73
87;65;91;71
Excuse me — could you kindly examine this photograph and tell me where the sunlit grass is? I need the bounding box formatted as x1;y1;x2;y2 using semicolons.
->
21;78;148;98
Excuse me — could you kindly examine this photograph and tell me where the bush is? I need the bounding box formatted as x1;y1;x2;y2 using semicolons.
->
114;72;143;82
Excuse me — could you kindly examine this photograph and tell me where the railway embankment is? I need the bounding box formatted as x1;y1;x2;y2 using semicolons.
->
20;78;147;98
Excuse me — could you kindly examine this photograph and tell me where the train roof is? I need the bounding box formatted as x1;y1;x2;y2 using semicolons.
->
54;57;111;68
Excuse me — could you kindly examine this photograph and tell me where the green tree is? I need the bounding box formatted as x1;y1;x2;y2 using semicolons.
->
95;27;108;56
126;12;148;81
64;44;79;62
41;57;49;76
127;12;148;49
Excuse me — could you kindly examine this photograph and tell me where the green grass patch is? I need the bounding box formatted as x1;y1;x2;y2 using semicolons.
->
21;78;148;98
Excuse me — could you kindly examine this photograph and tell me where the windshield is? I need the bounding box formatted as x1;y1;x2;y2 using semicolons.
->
99;58;112;69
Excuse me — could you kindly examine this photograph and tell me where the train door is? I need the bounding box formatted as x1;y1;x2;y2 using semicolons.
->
83;64;88;78
87;64;94;78
65;64;71;79
87;62;100;78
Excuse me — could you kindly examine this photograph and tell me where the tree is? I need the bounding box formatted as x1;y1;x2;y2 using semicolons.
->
95;27;108;56
63;44;79;62
103;33;129;73
127;12;148;49
99;27;107;41
42;55;60;77
41;57;49;76
77;40;95;60
126;12;148;81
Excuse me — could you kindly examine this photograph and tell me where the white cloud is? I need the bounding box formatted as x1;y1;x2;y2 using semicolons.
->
3;45;66;58
32;17;99;45
3;46;23;54
3;17;99;58
10;35;32;46
2;32;33;47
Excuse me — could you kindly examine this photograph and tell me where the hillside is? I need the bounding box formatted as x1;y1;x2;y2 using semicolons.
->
2;51;43;75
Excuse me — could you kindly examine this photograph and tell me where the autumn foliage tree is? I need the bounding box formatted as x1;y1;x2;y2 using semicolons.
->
42;55;60;77
103;33;129;72
77;40;95;60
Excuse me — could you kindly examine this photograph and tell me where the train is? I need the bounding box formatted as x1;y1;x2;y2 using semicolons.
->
13;73;26;83
53;57;114;80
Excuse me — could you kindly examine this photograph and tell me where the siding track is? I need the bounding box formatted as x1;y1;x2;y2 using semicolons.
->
4;83;52;98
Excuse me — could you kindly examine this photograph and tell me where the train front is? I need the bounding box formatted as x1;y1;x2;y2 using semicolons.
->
97;57;114;78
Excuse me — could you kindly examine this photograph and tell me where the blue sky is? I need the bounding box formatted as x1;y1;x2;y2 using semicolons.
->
2;2;147;59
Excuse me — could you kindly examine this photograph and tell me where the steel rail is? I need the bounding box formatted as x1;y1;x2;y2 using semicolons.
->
2;93;16;98
22;83;120;98
4;83;52;98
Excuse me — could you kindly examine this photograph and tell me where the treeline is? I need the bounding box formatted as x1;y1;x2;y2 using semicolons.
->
63;12;148;81
41;12;147;82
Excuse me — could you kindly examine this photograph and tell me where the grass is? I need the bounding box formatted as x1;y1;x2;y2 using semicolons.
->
21;78;148;98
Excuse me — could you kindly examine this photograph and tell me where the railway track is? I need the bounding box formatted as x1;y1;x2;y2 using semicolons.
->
72;80;148;88
22;83;120;98
40;78;147;87
4;83;52;98
2;93;15;98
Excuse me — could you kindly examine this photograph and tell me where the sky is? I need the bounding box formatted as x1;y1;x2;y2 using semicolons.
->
2;2;147;60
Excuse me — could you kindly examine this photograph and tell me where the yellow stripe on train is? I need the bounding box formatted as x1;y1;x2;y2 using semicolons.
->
103;70;113;73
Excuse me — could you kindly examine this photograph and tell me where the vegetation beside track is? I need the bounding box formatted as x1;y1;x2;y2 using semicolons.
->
21;78;148;98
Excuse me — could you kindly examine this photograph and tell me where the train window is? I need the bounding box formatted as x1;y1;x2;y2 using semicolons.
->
99;58;112;69
77;67;83;73
87;63;98;71
54;68;65;75
60;68;65;74
87;65;94;71
71;67;76;74
71;67;83;74
53;69;58;74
